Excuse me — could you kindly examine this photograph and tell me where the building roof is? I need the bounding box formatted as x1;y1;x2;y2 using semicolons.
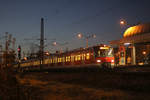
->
123;23;150;38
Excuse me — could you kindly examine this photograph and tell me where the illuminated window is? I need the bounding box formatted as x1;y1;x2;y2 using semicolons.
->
71;56;74;62
65;56;70;62
98;51;100;56
66;57;68;62
68;56;70;62
86;53;90;60
54;57;57;63
53;58;55;63
60;57;62;62
50;59;52;63
82;54;85;60
75;55;78;61
77;55;81;60
62;57;65;62
58;58;60;62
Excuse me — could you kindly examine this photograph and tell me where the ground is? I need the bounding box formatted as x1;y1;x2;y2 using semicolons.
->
1;66;150;100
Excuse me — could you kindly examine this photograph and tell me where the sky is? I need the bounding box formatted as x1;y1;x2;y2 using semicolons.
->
0;0;150;54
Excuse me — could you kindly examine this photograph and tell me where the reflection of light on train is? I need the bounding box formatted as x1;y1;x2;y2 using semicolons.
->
14;44;115;70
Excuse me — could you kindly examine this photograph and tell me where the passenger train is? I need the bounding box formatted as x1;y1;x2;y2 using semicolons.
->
14;44;115;71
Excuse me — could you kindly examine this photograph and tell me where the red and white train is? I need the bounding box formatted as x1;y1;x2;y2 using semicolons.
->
14;44;115;70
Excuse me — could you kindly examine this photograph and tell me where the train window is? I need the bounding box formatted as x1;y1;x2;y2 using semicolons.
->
53;57;57;63
94;47;113;57
58;58;60;63
66;56;70;62
60;57;62;62
50;59;52;63
86;53;90;60
77;55;81;61
66;57;68;62
62;57;65;62
81;54;84;60
53;58;55;63
75;55;78;61
71;56;74;62
68;56;71;62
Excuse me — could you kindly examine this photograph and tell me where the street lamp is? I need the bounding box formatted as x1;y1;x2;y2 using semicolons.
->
120;19;127;25
77;33;96;48
52;41;57;46
77;33;83;39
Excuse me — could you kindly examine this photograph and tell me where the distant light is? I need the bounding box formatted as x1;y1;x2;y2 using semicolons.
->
24;57;27;60
120;20;125;25
100;47;109;49
77;33;82;39
53;42;57;46
124;43;131;46
45;52;49;55
142;51;146;55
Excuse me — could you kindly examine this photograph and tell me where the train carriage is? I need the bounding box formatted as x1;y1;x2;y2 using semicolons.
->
14;44;115;70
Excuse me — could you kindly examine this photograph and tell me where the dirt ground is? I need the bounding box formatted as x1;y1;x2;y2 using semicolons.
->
15;70;150;100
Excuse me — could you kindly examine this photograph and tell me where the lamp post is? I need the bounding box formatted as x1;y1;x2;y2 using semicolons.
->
77;33;96;48
119;19;137;65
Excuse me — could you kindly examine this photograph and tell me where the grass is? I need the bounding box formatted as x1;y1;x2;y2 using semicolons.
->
1;66;150;100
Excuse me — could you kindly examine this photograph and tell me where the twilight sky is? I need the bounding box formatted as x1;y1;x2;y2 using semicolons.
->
0;0;150;54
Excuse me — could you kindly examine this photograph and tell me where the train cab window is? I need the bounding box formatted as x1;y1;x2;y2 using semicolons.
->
94;46;113;57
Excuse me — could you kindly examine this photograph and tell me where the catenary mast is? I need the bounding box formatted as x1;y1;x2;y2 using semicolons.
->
40;18;44;68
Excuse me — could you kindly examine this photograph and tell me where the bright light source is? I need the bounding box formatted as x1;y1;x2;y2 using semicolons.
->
24;57;27;60
120;19;126;25
77;33;82;39
120;20;125;25
142;51;146;55
45;52;49;55
111;60;114;63
53;42;57;46
124;43;131;46
97;59;101;63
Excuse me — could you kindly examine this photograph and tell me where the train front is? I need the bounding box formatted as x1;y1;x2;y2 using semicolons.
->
94;45;114;68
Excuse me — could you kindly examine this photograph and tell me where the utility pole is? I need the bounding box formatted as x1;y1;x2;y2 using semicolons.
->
40;18;44;69
5;32;8;67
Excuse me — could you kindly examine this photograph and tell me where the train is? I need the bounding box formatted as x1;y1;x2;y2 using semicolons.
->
14;44;115;71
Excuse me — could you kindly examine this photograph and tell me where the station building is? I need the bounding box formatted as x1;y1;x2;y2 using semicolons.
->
110;23;150;66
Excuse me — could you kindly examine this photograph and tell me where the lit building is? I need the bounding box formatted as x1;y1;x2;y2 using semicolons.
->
110;23;150;66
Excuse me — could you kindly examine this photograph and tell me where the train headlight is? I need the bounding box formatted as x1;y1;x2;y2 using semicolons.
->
111;60;114;63
97;60;101;63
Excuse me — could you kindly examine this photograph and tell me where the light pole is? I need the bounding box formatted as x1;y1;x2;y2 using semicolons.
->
77;33;96;48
